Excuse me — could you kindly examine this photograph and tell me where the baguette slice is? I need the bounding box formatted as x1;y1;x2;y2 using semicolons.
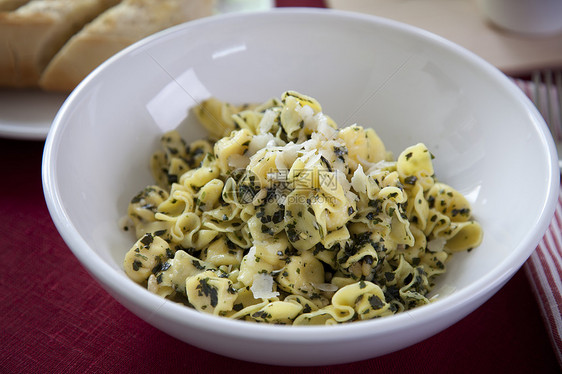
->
0;0;31;12
39;0;214;92
0;0;120;88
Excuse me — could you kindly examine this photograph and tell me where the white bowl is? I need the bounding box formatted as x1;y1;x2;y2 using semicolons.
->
42;8;559;366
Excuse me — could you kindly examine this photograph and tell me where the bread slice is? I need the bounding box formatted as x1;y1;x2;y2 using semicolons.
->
39;0;214;92
0;0;120;88
0;0;31;12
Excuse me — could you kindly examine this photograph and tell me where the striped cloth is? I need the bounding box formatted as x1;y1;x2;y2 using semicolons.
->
525;193;562;367
513;77;562;367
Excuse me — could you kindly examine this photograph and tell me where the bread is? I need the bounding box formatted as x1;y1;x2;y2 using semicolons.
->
0;0;30;12
0;0;120;88
39;0;214;92
0;0;213;91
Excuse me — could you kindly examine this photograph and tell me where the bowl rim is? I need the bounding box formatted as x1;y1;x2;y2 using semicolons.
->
42;7;560;342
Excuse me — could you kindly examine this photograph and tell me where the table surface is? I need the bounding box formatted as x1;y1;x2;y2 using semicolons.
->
327;0;562;75
1;1;561;373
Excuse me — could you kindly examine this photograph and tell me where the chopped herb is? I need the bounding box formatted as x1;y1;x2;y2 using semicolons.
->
261;225;274;235
404;175;417;185
192;260;206;271
427;196;435;209
252;310;272;320
320;155;332;172
369;295;384;310
384;285;400;301
451;208;470;217
161;262;171;272
152;262;163;274
226;240;237;250
333;146;348;157
272;210;284;224
167;174;178;184
197;278;218;308
286;225;300;242
132;260;142;271
233;303;244;312
153;229;167;237
140;233;154;247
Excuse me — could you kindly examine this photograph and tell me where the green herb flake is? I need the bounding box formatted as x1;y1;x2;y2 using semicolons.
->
369;295;384;310
140;233;154;248
192;260;206;271
197;278;219;308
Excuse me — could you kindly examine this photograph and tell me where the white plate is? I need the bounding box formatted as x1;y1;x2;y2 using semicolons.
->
0;1;273;141
0;90;67;140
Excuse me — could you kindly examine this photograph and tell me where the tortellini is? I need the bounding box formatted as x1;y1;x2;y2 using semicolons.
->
123;91;483;325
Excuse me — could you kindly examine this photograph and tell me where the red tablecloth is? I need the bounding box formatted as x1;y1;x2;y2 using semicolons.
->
1;1;560;373
0;140;559;374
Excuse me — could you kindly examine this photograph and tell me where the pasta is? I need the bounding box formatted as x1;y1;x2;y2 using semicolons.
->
122;91;483;325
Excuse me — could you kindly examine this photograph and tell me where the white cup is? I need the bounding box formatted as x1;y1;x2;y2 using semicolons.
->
476;0;562;36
